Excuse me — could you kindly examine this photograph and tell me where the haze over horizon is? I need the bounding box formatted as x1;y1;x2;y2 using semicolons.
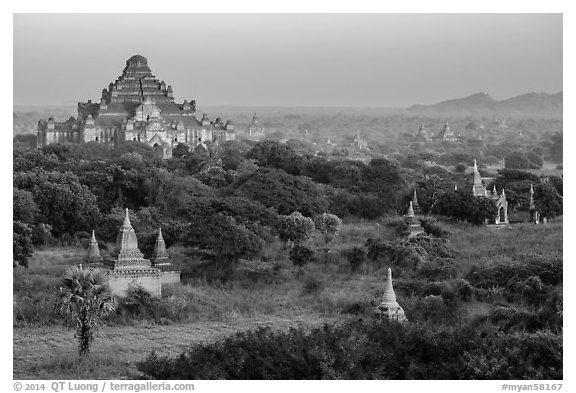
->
14;14;562;108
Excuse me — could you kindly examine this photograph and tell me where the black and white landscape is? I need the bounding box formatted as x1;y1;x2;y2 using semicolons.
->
13;13;562;382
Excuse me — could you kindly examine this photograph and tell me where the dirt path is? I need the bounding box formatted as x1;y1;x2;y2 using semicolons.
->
14;315;337;379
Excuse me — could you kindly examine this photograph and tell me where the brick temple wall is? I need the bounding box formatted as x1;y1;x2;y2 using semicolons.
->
107;271;162;298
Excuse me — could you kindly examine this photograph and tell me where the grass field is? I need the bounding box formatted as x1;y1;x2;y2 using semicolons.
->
13;218;563;379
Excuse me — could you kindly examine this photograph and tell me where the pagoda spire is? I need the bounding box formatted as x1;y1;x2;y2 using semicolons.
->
123;208;131;227
382;268;397;305
529;184;536;209
454;183;458;191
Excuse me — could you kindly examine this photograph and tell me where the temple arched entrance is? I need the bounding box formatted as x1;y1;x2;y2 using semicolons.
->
152;143;163;157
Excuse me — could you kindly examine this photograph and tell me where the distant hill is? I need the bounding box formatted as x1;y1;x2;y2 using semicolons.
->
407;91;562;117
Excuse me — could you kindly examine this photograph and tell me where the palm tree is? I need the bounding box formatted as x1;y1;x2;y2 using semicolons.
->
55;265;117;356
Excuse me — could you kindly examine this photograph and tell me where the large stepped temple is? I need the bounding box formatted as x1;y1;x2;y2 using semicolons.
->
37;54;235;158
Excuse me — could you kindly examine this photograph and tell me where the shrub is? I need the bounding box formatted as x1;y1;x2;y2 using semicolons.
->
418;217;451;238
137;318;562;379
289;244;314;269
454;163;467;173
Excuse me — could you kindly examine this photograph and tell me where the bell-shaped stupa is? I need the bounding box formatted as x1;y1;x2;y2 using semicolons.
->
376;268;407;322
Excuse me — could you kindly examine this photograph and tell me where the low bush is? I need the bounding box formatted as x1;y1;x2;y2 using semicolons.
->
418;217;451;238
137;318;562;379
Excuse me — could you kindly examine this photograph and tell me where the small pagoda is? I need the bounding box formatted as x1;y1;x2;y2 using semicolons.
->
149;228;181;287
103;209;163;297
376;268;407;322
405;201;424;237
416;123;430;141
436;121;457;142
412;189;422;215
85;230;103;265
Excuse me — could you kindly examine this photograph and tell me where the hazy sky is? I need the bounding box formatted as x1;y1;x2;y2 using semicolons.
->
13;13;562;107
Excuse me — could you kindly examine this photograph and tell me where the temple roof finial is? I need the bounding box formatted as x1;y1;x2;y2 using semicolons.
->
123;208;131;226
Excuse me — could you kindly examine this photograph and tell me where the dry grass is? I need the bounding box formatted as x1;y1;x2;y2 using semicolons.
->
14;316;337;379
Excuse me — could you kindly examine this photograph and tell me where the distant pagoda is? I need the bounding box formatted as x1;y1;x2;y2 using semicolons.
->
376;268;407;322
412;189;421;215
149;228;181;287
416;123;430;141
405;201;424;237
247;112;265;140
435;121;457;142
85;230;103;264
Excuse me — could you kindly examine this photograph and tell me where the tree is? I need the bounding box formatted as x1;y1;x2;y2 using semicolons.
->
314;213;342;246
235;168;328;217
180;213;264;265
246;140;304;175
172;143;190;159
13;221;33;267
433;190;497;225
505;152;532;170
534;182;563;220
54;266;117;356
277;212;315;246
526;151;543;169
14;170;100;238
13;188;38;225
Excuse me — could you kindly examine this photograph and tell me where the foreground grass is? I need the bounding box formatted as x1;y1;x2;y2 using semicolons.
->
14;315;337;379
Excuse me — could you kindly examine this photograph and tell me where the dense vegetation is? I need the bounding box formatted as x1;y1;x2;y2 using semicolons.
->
13;115;562;379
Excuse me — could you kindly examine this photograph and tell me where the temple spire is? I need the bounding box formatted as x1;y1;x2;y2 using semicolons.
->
529;184;536;209
123;208;131;227
382;268;397;305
